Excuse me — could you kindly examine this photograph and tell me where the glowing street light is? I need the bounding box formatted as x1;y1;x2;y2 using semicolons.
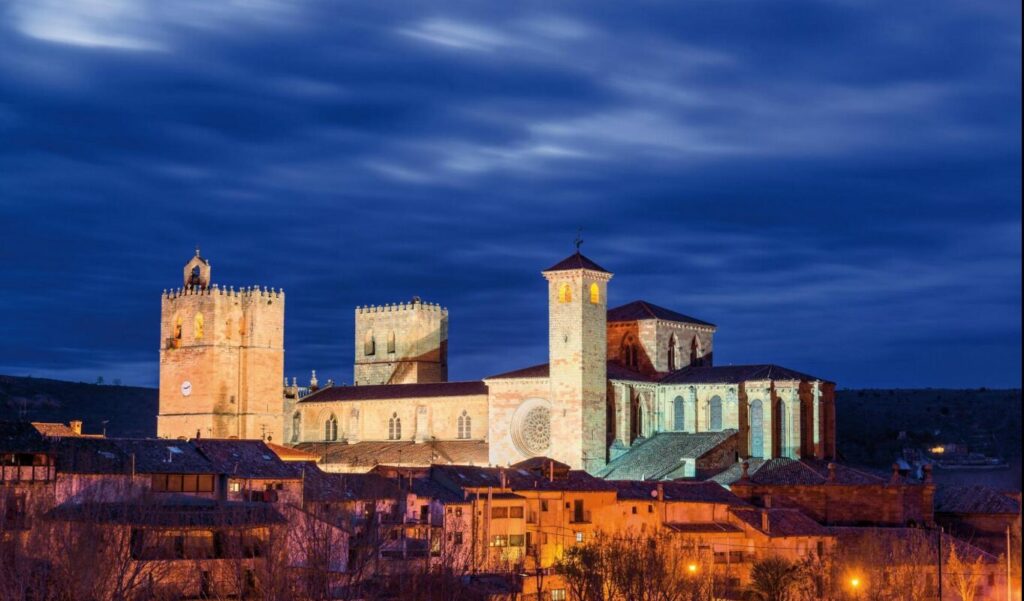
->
849;577;861;589
687;563;698;574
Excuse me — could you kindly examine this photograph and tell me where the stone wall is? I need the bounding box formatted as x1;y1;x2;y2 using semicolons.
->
486;377;553;466
730;482;935;526
353;301;447;385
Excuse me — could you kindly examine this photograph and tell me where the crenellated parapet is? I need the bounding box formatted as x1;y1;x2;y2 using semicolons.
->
355;299;446;315
163;284;285;300
353;297;449;385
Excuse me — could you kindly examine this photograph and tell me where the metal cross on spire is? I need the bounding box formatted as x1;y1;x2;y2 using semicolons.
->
574;228;583;252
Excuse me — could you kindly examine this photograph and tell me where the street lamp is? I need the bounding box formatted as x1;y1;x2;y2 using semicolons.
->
848;575;863;599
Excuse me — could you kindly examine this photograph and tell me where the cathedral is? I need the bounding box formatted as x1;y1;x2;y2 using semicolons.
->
157;248;836;478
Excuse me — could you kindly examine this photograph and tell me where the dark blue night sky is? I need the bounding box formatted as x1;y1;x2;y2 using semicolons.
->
0;1;1020;389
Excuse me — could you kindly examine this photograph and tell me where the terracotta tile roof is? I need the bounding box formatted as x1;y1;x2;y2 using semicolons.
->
31;422;79;437
431;463;618;493
665;522;744;534
0;421;49;453
731;507;830;537
714;458;902;486
294;440;490;469
299;381;487;403
611;480;749;505
298;465;403;502
192;439;299;479
607;300;715;327
659;364;827;385
265;442;321;462
934;485;1021;515
596;430;738;481
543;251;610;274
45;499;285;528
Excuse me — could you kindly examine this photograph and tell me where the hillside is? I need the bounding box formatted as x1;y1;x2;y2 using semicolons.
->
0;375;157;437
1;375;1019;489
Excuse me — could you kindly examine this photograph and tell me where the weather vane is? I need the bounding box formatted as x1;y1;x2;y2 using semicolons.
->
574;228;583;251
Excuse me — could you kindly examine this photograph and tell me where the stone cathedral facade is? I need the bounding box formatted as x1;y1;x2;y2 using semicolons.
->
157;249;836;477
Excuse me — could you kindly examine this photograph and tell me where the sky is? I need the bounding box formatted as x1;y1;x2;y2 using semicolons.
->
0;0;1020;390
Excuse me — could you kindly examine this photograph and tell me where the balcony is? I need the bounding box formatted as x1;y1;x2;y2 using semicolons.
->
0;465;55;483
570;510;592;524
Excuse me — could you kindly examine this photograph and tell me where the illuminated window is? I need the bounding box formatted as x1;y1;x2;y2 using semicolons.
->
551;590;567;601
194;313;204;340
387;331;396;354
589;282;600;304
364;330;375;356
325;414;338;441
574;532;584;543
558;283;572;303
388;413;402;440
457;410;471;439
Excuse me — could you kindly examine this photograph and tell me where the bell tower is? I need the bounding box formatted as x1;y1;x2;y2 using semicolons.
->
158;250;285;441
542;247;612;473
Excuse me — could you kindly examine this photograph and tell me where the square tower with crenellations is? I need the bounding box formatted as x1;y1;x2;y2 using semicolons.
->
353;298;448;385
158;250;285;442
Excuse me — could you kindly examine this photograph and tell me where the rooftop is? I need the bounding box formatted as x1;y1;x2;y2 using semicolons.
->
192;439;298;479
607;300;715;327
299;380;487;403
611;480;749;505
731;507;830;537
543;251;611;274
659;364;827;385
934;485;1021;515
596;430;738;481
294;440;490;469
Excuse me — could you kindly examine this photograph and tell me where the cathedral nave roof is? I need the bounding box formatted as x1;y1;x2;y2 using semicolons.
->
607;299;715;327
658;364;827;385
298;380;487;403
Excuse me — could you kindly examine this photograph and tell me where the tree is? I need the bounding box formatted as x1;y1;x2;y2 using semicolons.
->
747;557;800;601
945;543;987;601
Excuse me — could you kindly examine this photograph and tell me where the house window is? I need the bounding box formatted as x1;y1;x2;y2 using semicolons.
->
509;506;524;519
589;283;600;304
453;532;463;545
541;500;549;512
455;507;463;517
458;410;471;439
387;331;396;354
551;590;567;601
558;283;572;303
575;532;584;543
325;414;339;441
492;507;509;519
490;535;508;547
364;330;375;356
291;412;301;442
388;413;401;440
509;534;525;547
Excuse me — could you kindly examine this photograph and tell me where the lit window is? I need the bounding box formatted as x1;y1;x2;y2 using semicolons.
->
589;282;600;304
490;535;508;547
194;313;204;340
551;590;567;601
558;283;572;303
575;532;584;543
509;534;525;547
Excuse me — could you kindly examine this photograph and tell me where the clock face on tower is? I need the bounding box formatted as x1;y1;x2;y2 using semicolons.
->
181;381;192;397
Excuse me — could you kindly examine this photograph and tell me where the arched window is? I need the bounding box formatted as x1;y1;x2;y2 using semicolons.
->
589;283;600;304
558;283;572;303
629;394;642;444
690;337;700;366
457;410;471;439
709;396;723;431
621;335;639;369
291;412;301;442
668;334;677;371
387;331;396;354
174;316;183;340
194;313;204;340
324;414;338;441
364;330;375;356
673;396;685;431
749;400;764;458
388;413;402;440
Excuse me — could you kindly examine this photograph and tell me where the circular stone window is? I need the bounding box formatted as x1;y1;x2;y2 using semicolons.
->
511;399;552;457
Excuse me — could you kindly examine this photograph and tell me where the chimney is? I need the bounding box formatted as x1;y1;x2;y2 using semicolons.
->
761;510;770;534
827;462;836;483
740;460;750;481
923;463;933;484
548;460;554;482
763;494;772;509
499;468;507;490
890;463;901;484
656;482;665;502
69;420;83;436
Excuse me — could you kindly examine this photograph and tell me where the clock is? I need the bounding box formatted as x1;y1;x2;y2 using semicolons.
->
181;381;192;397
